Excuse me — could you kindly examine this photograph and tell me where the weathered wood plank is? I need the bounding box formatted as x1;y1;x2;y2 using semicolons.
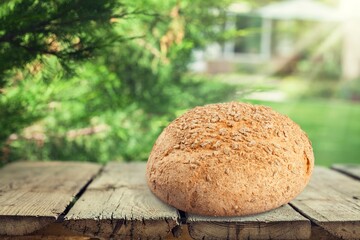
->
309;225;342;240
64;162;179;239
291;167;360;240
187;204;311;240
0;222;92;240
332;164;360;181
0;161;100;236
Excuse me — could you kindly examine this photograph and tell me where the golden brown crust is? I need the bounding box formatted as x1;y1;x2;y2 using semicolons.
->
146;102;314;216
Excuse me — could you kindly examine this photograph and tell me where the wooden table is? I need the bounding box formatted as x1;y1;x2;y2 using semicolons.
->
0;161;359;240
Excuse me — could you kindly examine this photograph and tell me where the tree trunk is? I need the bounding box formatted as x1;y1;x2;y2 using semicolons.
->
341;0;360;81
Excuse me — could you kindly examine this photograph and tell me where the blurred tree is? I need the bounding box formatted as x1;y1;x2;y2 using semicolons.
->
0;0;235;162
0;0;130;85
341;0;360;81
0;0;127;150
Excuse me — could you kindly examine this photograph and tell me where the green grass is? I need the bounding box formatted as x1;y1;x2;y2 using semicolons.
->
245;99;360;166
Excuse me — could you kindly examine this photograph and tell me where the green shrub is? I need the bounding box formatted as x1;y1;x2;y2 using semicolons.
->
1;0;236;163
5;71;237;162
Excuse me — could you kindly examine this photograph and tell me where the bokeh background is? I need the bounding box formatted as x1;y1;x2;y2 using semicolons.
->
1;0;359;166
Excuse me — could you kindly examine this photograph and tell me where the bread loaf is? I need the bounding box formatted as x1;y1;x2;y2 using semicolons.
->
146;102;314;216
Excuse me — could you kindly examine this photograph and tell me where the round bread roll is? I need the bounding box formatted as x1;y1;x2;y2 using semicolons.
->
146;102;314;216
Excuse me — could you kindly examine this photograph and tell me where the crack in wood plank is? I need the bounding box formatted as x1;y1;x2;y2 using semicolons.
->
63;162;179;239
57;165;104;223
0;161;101;236
2;162;360;239
332;164;360;181
291;167;360;239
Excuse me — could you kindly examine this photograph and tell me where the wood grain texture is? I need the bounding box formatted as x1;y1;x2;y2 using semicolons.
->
0;161;100;235
64;162;179;239
332;164;360;180
291;167;360;240
309;225;342;240
0;224;92;240
187;204;311;240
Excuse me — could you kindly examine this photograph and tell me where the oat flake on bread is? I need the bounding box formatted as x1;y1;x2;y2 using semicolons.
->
146;102;314;216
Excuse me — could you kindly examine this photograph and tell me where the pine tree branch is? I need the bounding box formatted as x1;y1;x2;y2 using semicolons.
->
0;19;53;43
9;41;60;57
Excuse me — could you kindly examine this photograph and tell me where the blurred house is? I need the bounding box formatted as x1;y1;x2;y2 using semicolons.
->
190;0;342;75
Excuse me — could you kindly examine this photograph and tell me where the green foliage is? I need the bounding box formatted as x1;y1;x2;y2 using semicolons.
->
0;0;124;151
296;45;342;80
0;0;123;84
1;0;235;163
5;65;236;162
0;56;63;145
